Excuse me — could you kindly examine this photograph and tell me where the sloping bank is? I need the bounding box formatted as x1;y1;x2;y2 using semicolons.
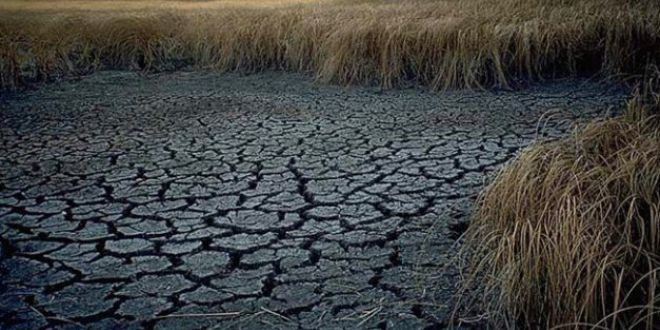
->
1;0;659;91
458;73;660;329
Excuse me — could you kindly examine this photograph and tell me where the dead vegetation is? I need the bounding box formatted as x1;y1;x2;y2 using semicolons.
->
1;0;660;90
3;1;660;329
458;73;660;329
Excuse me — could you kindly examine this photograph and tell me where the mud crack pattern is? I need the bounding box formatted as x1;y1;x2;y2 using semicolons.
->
0;72;626;329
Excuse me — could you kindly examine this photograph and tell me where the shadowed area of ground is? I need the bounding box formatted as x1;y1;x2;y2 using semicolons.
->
0;72;626;329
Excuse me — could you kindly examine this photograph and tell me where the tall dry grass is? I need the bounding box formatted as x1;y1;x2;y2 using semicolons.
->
458;75;660;329
1;0;660;90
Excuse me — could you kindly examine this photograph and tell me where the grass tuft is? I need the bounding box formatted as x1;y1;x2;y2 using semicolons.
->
1;0;660;90
458;82;660;329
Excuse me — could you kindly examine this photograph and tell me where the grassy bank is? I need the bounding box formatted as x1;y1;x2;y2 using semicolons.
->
1;0;660;90
3;1;660;328
458;78;660;329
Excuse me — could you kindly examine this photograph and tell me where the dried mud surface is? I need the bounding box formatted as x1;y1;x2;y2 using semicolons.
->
0;72;626;329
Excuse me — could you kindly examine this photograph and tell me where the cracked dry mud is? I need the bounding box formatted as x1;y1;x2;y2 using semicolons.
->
0;71;626;329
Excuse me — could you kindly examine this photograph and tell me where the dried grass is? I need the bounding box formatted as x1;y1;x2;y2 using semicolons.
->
1;0;660;90
458;77;660;329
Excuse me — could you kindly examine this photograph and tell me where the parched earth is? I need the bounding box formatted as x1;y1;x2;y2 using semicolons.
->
0;72;626;329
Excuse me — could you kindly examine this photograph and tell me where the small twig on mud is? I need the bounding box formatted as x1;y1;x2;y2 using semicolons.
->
260;307;292;322
239;311;265;323
357;306;383;326
337;310;359;321
458;312;490;324
318;310;327;323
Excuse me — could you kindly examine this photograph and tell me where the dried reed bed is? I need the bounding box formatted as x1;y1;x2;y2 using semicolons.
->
1;0;660;90
458;77;660;329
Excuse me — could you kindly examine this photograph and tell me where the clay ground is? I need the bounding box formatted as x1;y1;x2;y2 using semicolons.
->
0;72;626;329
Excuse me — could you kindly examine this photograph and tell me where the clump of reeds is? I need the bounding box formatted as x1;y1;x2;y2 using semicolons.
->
457;79;660;329
1;0;660;91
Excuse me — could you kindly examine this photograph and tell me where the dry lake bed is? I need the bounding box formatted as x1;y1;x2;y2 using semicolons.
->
0;72;626;329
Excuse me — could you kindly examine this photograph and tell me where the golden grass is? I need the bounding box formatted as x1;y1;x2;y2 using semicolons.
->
458;80;660;329
0;0;321;13
1;0;660;90
3;1;660;328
